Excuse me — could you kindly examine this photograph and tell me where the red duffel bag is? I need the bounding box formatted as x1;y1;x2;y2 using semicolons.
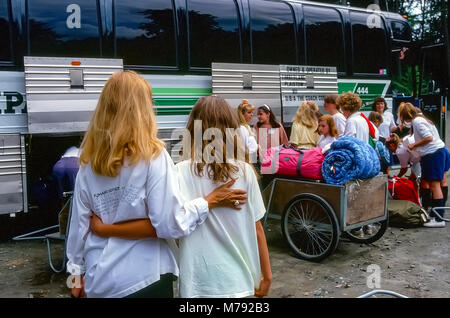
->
261;145;324;179
388;176;421;206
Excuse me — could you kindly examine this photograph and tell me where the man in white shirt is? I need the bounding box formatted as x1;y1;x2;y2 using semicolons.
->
324;94;346;138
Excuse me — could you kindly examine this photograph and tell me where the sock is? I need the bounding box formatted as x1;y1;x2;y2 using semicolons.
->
431;198;445;220
441;186;448;205
420;188;431;209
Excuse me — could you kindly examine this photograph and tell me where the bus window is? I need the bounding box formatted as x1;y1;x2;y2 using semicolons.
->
0;0;12;63
188;0;241;69
304;5;345;72
115;0;177;67
28;0;101;57
390;21;411;42
250;0;296;65
350;11;388;74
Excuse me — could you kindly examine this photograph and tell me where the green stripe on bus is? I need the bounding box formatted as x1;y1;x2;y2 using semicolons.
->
152;88;212;96
156;108;193;116
154;98;198;106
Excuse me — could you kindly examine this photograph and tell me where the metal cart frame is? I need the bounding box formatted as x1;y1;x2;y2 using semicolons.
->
261;174;389;262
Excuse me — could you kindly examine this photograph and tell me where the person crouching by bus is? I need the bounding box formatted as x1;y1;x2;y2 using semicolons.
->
398;102;450;228
254;104;288;160
289;101;320;149
67;71;248;298
324;94;346;138
52;145;80;235
237;99;258;163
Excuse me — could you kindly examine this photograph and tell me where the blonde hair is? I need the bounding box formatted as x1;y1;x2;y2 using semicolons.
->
319;114;338;137
79;71;165;177
336;91;362;113
293;101;319;129
385;133;401;149
398;102;420;122
237;100;256;134
185;96;251;183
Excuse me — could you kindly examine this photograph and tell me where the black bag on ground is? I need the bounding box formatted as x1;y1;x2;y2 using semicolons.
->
387;199;427;228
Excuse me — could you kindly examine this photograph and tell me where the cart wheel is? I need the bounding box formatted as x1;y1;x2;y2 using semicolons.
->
281;193;340;262
343;219;388;244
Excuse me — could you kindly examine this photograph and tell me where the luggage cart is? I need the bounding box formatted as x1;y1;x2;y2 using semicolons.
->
262;174;389;262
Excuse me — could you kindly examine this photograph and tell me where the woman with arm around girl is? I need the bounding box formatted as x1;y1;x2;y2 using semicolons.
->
66;71;247;298
398;102;450;227
90;96;272;298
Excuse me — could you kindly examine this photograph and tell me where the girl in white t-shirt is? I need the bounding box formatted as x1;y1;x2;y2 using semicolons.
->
67;72;247;298
372;97;397;139
237;99;258;163
385;133;421;186
317;114;337;152
90;96;272;298
399;102;450;227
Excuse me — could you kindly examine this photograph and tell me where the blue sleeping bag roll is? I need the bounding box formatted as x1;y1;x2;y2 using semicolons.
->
322;136;380;185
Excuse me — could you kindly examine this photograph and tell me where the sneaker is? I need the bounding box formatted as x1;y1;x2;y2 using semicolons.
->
352;228;365;238
423;217;446;228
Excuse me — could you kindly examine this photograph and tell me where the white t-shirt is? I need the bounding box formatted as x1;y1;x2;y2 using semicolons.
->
412;117;445;156
66;149;209;298
396;135;421;177
176;160;266;298
378;111;396;139
240;125;258;162
318;135;336;149
343;112;369;143
332;112;347;137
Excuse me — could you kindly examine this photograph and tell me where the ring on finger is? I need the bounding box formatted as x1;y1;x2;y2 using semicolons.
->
233;200;240;206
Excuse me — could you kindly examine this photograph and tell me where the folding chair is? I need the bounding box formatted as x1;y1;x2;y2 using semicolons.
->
13;192;73;273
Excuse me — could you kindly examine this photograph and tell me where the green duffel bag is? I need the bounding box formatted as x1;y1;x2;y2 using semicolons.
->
387;199;428;228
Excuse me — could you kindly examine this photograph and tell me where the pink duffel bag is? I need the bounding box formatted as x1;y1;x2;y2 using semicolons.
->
261;145;324;179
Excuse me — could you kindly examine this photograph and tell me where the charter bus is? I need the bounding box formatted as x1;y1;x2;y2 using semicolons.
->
0;0;412;219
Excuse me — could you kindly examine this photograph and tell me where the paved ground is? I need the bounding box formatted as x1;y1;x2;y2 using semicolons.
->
1;156;450;299
0;216;449;298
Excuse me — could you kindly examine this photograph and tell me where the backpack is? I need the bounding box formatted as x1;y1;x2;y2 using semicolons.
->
388;199;427;228
261;145;324;179
388;176;421;206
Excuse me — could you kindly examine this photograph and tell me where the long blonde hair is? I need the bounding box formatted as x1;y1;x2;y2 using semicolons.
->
79;71;165;177
293;101;319;129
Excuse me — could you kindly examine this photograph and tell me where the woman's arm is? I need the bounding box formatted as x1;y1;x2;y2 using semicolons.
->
409;136;433;150
90;214;157;239
396;167;409;178
90;179;248;239
254;221;272;298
